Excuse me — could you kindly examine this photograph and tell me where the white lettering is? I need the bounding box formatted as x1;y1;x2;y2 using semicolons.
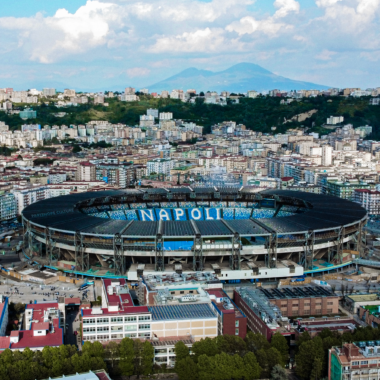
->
174;209;185;220
216;208;221;220
190;208;202;220
158;209;170;221
205;208;214;220
140;209;154;221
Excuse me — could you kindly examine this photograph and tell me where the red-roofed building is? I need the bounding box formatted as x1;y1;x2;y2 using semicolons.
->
205;289;247;339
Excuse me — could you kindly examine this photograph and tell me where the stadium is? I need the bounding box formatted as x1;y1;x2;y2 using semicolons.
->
21;187;367;281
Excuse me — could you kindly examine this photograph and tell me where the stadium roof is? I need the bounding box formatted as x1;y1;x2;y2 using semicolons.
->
23;189;367;237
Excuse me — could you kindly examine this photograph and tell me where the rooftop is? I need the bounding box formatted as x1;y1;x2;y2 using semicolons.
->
148;303;216;321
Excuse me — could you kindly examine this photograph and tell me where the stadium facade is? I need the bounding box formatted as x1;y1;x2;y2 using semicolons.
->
21;188;367;281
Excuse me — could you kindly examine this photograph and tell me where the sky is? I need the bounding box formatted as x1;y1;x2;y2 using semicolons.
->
0;0;379;91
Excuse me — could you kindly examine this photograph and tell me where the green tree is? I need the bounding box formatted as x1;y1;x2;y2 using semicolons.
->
296;340;320;379
174;341;190;363
297;331;312;347
141;341;154;376
256;348;283;378
118;338;135;376
310;358;323;380
82;341;105;358
215;334;246;355
245;332;270;352
105;341;119;369
243;352;262;380
72;144;82;153
176;357;198;380
192;337;219;361
271;333;289;364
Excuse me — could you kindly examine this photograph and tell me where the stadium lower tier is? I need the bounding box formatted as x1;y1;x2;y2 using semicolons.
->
21;188;368;281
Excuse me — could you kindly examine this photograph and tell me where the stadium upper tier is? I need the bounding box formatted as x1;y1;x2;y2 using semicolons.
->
22;187;367;238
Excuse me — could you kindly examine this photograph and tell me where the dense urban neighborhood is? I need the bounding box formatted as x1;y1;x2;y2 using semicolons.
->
1;85;380;380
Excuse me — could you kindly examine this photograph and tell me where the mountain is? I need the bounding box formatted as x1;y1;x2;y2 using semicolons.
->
149;62;329;93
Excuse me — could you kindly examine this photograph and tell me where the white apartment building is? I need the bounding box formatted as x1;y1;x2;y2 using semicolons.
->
170;90;184;100
125;87;135;95
327;116;344;125
48;173;67;184
120;94;139;102
147;108;159;118
0;194;17;221
322;146;333;166
159;112;173;120
354;189;380;215
147;158;174;175
76;162;96;181
12;185;50;214
42;88;56;97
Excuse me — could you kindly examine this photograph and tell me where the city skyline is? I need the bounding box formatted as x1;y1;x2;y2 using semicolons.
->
0;0;379;90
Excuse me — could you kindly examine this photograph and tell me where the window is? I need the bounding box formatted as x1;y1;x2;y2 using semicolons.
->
83;318;95;324
111;317;123;324
189;291;193;294
138;332;151;338
327;302;333;305
125;325;137;331
303;310;310;315
97;335;109;341
235;329;239;335
235;321;239;327
180;291;184;294
315;309;322;314
139;324;151;330
111;326;123;332
125;333;137;338
327;309;333;313
97;326;109;332
125;316;137;323
361;361;368;365
369;360;377;364
155;348;167;355
83;327;96;334
139;315;151;321
111;334;124;339
96;318;109;324
292;310;298;316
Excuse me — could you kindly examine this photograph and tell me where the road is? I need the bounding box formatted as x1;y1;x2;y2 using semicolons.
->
65;306;81;347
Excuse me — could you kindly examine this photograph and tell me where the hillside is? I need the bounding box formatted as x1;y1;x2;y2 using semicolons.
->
149;63;329;93
1;96;379;137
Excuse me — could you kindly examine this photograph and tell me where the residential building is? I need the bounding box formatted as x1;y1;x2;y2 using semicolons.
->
76;162;96;182
0;302;63;352
327;180;376;200
327;116;344;125
64;89;76;97
19;108;37;119
125;87;135;95
147;158;174;175
42;88;56;97
0;193;17;221
328;342;380;380
82;279;218;344
12;185;50;214
354;189;380;215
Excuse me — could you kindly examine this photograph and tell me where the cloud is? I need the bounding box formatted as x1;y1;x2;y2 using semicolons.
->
315;49;337;60
127;67;151;77
0;0;379;89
